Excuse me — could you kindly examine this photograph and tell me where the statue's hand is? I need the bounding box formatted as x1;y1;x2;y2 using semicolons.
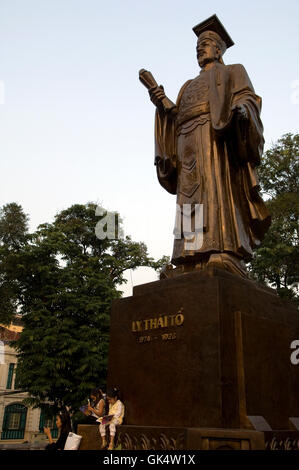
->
155;155;176;173
149;85;166;108
232;104;248;121
155;155;162;166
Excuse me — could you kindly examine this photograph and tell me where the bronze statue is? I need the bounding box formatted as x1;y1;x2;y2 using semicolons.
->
140;15;270;278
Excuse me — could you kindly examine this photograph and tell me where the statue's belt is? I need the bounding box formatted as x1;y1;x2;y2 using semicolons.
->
176;101;210;128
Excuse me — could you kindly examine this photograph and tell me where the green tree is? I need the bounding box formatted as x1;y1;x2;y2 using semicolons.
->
0;203;29;325
248;133;298;302
2;202;165;413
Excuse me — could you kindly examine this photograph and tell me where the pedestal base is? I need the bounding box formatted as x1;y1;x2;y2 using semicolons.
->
107;267;299;430
77;424;102;450
117;425;265;450
77;424;299;451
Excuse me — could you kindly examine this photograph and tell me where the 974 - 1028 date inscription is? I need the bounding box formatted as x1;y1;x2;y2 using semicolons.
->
138;332;177;343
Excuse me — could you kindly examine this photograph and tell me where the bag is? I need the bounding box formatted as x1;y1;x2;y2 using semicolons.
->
64;432;82;450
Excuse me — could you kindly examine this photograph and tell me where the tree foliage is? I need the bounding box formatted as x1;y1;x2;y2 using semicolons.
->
0;203;29;325
248;133;298;303
0;202;166;412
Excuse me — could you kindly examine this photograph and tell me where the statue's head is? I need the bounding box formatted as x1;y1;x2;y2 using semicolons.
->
196;31;226;68
193;15;234;69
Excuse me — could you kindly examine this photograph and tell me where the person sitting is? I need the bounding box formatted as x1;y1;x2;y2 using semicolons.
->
98;388;125;450
74;386;107;433
44;410;72;450
87;386;106;421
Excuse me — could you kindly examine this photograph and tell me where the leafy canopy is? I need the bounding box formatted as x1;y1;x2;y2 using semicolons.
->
0;202;167;412
248;133;298;303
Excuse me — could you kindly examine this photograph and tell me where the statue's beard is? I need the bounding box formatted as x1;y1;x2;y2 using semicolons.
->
198;55;216;68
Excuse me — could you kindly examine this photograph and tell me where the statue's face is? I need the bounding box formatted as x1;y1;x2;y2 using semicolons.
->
197;38;219;68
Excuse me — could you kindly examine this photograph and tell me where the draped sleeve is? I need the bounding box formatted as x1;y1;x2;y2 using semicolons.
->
209;63;264;166
211;63;270;242
154;80;192;194
229;64;270;239
229;64;264;166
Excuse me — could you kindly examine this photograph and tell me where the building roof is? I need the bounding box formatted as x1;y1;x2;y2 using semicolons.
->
0;325;20;343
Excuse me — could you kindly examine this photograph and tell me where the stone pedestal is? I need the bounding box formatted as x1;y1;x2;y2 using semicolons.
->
77;424;299;451
104;267;299;449
117;425;266;450
77;423;266;450
77;424;102;450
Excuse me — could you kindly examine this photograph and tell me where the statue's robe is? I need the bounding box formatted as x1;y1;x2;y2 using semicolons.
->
155;62;271;266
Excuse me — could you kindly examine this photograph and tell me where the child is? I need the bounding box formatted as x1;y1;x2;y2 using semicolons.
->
98;388;124;450
75;386;106;433
87;386;106;420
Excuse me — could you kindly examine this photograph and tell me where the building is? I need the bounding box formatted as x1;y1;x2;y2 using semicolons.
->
0;316;57;445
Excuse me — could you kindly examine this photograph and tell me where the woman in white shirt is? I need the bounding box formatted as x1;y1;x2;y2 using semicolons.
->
98;388;125;450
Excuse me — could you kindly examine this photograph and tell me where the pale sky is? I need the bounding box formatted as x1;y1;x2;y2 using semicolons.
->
0;0;298;296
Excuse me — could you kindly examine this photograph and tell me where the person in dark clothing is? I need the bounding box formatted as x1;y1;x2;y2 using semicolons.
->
44;410;72;450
